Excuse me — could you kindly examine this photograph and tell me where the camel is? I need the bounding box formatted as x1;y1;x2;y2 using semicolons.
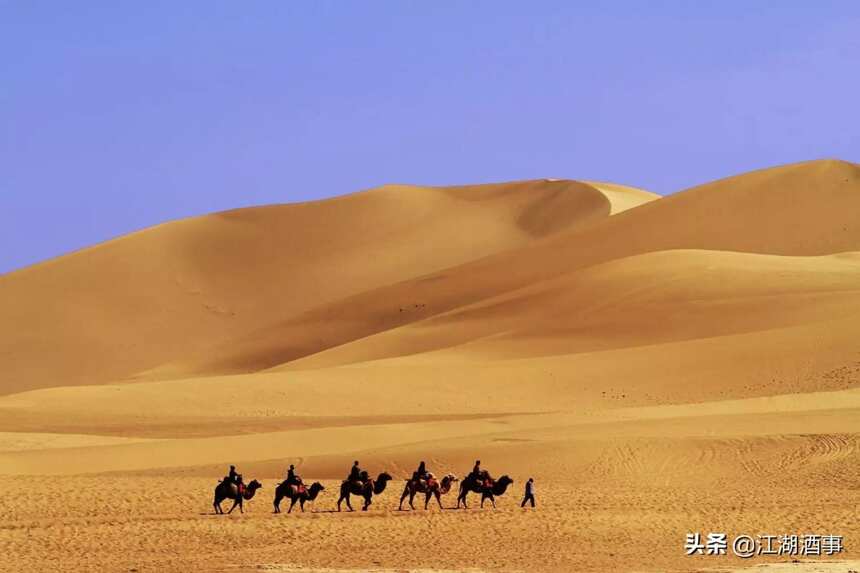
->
399;473;459;510
456;475;513;509
213;479;262;514
273;481;324;514
337;472;392;511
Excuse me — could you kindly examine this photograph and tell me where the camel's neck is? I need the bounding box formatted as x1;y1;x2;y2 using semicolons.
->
243;488;257;500
373;479;388;495
493;481;510;495
308;487;321;500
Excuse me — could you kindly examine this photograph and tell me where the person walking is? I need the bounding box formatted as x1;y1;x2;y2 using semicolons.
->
521;477;535;508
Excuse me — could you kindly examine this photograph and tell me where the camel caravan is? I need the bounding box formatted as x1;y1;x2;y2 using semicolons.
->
213;460;518;515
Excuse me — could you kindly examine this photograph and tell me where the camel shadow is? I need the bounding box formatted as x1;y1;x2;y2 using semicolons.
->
397;506;462;512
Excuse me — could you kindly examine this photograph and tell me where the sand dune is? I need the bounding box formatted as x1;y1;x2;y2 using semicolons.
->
0;179;651;393
149;160;860;379
279;249;860;367
1;159;858;573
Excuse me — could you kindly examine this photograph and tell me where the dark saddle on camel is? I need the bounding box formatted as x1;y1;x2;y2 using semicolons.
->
290;483;307;495
471;473;493;490
221;476;245;495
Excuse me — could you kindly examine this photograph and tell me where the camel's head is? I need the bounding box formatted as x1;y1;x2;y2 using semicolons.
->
442;473;459;485
378;472;393;483
247;479;263;491
498;475;514;487
310;482;325;492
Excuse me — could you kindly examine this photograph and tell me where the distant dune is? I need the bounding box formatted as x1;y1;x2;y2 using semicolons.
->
118;159;860;380
0;178;651;393
1;160;858;573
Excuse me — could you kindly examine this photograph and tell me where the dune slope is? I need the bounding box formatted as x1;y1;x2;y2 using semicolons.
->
159;159;860;377
0;179;644;393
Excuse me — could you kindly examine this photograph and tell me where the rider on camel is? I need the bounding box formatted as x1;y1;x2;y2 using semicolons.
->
469;460;492;488
412;461;429;483
469;460;481;482
286;464;301;486
223;465;246;495
285;463;305;493
348;460;363;484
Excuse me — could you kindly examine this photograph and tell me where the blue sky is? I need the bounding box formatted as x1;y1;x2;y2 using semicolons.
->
2;1;859;273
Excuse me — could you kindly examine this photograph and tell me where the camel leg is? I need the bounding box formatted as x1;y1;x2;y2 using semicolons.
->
409;491;416;510
227;498;238;514
362;494;371;511
300;498;306;512
481;493;495;509
458;491;468;509
481;493;494;508
273;495;281;514
424;490;439;510
288;498;297;514
338;493;353;512
399;487;409;510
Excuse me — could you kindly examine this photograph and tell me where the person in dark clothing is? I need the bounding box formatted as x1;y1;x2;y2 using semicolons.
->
286;464;300;486
469;460;481;483
521;477;535;508
412;461;428;482
348;460;362;483
470;460;493;487
227;465;239;484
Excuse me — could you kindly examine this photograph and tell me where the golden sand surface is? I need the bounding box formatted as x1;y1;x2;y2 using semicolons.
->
1;160;858;572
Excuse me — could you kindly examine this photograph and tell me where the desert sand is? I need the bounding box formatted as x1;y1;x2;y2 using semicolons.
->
0;159;858;573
